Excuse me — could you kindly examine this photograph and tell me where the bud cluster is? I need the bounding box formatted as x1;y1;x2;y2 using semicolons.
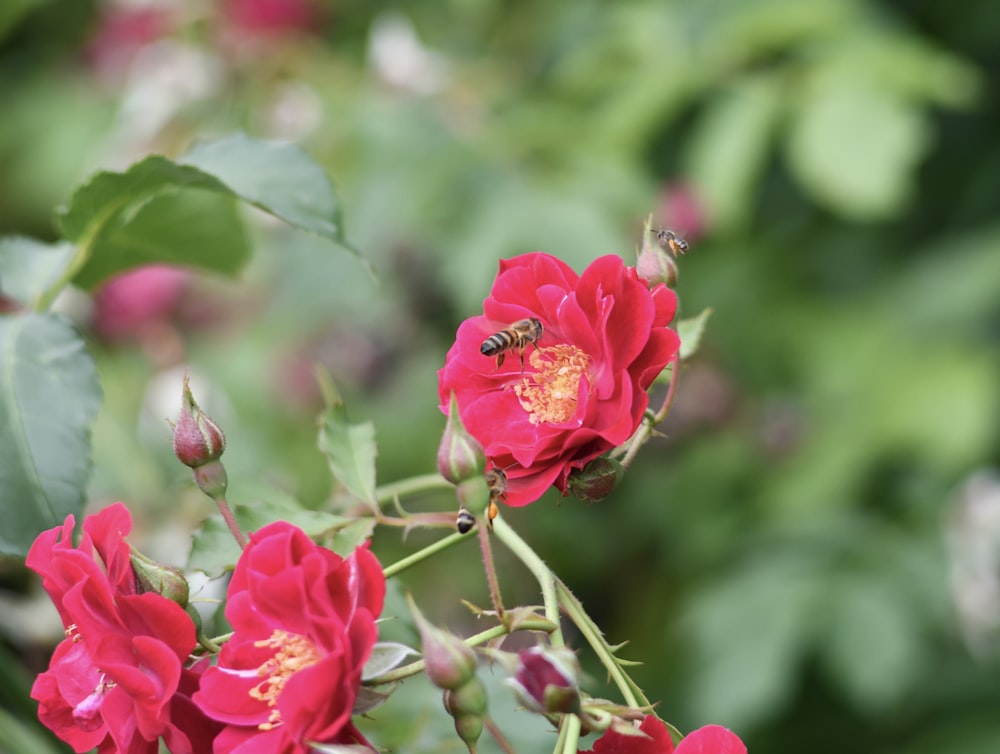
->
411;597;487;751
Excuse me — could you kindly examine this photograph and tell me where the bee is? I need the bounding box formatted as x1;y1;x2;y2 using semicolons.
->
481;318;543;370
454;467;509;533
651;228;689;255
456;506;476;534
485;467;507;528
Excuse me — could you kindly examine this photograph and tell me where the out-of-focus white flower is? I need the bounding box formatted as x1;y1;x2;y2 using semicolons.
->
946;470;1000;656
368;12;450;95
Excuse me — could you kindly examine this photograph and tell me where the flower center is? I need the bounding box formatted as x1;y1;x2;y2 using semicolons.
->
512;344;590;425
73;675;114;732
250;629;322;730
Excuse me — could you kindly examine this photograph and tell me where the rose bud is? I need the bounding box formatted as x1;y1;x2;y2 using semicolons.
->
567;456;624;503
409;595;477;690
129;548;190;607
443;678;488;750
507;645;581;715
172;372;225;468
637;226;680;288
438;392;485;484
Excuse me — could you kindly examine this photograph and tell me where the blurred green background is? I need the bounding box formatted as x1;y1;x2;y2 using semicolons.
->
2;0;1000;752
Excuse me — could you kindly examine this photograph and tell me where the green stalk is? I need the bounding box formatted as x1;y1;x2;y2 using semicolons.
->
556;580;646;709
491;516;563;648
559;713;581;754
363;618;556;686
375;473;453;506
381;530;469;579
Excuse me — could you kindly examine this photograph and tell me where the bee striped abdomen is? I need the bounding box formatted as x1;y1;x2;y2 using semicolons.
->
480;318;543;369
456;506;476;534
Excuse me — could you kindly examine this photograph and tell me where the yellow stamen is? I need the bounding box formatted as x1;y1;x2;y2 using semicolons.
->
512;345;590;425
249;630;322;730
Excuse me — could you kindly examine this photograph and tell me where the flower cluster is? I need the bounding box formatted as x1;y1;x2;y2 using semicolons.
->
27;503;215;754
438;252;680;507
28;507;385;754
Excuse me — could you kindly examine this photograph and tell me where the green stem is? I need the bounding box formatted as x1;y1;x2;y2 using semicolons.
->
556;580;647;709
363;618;556;686
382;530;469;579
559;714;581;754
375;473;452;506
491;516;563;648
483;717;517;754
478;513;506;621
212;493;247;549
618;359;681;469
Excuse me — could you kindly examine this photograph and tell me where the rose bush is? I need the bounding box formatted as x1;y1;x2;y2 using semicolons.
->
27;503;214;754
193;521;385;753
438;252;680;506
580;716;746;754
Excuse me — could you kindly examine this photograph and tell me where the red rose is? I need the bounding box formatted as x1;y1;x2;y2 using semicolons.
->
581;716;746;754
438;253;679;507
27;503;214;754
194;522;385;753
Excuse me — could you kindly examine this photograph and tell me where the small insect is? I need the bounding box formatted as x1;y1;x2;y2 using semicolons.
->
485;467;508;528
454;467;509;533
480;318;543;370
651;228;689;256
456;506;476;534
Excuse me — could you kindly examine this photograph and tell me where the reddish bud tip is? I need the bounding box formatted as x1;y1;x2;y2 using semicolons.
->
567;457;624;503
438;392;485;484
409;594;478;690
130;548;190;607
173;373;226;468
508;645;581;715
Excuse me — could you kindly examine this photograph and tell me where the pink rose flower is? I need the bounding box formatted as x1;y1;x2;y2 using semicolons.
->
194;522;385;752
438;252;680;506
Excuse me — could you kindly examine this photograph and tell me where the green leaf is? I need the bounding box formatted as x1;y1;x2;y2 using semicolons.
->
57;133;363;291
0;0;45;45
0;313;101;557
180;133;354;251
362;642;419;681
57;157;248;290
684;73;783;232
820;574;925;710
787;76;930;220
0;237;75;309
187;490;372;577
317;384;378;509
677;307;713;361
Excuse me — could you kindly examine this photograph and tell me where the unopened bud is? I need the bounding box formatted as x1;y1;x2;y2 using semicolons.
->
507;645;581;715
443;677;488;717
567;457;623;503
637;231;679;288
451;713;482;750
438;393;485;484
456;474;490;517
173;373;225;468
444;678;487;749
130;549;190;607
409;594;477;690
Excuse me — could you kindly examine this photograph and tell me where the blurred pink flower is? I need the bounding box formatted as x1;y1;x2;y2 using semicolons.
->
87;3;175;79
656;183;707;241
222;0;319;38
93;265;190;343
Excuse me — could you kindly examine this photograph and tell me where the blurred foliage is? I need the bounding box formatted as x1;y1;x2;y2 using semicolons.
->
1;0;999;751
